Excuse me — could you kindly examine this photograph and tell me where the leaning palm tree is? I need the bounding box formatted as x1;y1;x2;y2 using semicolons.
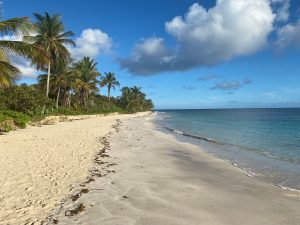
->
0;17;46;88
72;57;101;107
24;12;75;97
101;72;120;101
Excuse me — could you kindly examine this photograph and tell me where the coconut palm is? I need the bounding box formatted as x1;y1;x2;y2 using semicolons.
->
0;17;46;88
24;12;75;97
101;72;120;101
119;86;153;112
37;57;76;108
72;57;101;107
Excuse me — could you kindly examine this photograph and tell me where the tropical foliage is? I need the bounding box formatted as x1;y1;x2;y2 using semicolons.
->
0;11;154;133
118;86;154;113
101;72;120;101
0;85;53;115
0;17;46;88
72;57;100;107
24;12;75;97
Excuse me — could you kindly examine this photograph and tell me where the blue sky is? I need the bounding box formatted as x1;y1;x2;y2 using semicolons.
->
2;0;300;109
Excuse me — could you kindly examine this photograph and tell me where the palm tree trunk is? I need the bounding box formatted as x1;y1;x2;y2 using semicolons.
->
41;62;51;115
108;87;111;101
56;86;61;109
68;90;71;107
46;61;51;97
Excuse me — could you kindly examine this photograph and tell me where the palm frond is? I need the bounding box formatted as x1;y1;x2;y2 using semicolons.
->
58;31;75;39
0;60;20;87
0;40;49;65
0;60;20;75
0;17;33;35
57;38;76;47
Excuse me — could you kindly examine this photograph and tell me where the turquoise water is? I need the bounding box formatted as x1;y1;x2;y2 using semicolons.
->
155;108;300;190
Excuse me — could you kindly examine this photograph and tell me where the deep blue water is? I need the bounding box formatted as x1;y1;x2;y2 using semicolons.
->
155;108;300;190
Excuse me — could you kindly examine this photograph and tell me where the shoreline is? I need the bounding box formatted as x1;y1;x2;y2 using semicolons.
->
53;114;300;225
1;112;300;224
162;123;300;192
165;126;300;192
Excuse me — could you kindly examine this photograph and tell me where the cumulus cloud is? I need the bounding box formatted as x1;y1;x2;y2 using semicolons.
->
69;28;112;60
118;37;174;75
0;28;113;77
276;19;300;48
11;56;38;78
119;0;275;75
198;74;219;81
271;0;290;22
0;34;38;78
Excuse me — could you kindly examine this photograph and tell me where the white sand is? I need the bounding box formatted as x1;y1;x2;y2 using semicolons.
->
0;112;149;225
55;114;300;225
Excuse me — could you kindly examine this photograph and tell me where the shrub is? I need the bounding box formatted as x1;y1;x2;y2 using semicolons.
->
0;114;14;132
0;110;29;132
2;110;29;128
0;85;54;116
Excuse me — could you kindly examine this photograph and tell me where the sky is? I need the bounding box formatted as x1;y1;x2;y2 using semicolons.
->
1;0;300;109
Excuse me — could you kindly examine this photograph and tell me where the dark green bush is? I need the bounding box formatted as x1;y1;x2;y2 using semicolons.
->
87;96;125;114
0;85;54;116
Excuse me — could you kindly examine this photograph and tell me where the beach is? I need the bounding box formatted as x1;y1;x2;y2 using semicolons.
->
0;112;149;225
1;113;300;225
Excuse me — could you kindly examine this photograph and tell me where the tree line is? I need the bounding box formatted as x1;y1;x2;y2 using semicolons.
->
0;12;153;132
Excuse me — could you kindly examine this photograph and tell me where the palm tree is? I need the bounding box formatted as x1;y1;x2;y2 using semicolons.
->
119;86;153;112
0;17;46;88
24;12;75;97
38;57;72;108
101;72;120;101
72;57;101;107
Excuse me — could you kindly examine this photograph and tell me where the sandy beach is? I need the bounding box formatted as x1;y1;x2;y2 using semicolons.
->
0;112;149;225
1;113;300;225
52;113;300;225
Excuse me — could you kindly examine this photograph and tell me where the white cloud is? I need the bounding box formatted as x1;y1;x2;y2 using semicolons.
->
276;19;300;48
119;0;275;75
69;28;112;60
15;64;38;78
1;34;23;41
119;37;174;74
271;0;290;22
0;34;39;78
0;28;113;77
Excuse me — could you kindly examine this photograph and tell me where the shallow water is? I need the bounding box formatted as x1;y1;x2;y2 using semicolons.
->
154;108;300;190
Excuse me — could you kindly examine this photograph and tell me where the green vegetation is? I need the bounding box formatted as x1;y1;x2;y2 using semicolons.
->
24;12;75;97
100;72;120;101
0;85;53;115
0;17;47;88
118;86;153;113
0;12;154;133
0;110;29;132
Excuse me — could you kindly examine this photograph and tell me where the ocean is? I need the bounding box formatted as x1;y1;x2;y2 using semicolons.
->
155;108;300;190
